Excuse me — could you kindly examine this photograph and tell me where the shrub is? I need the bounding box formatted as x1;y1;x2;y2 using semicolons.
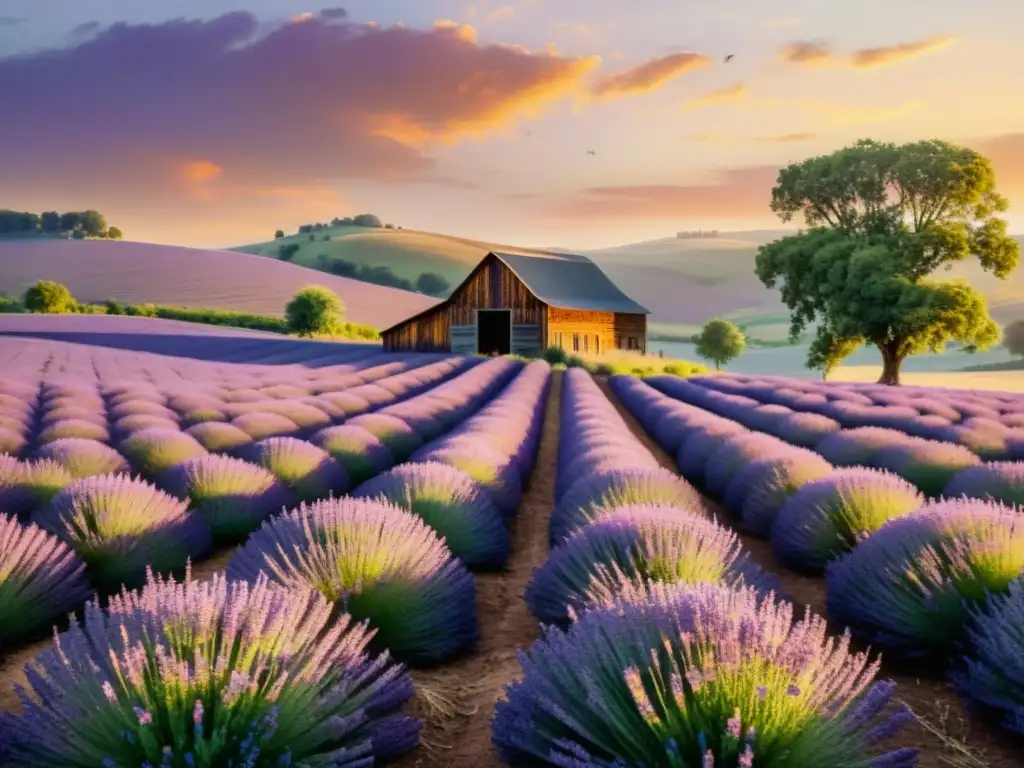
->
0;455;32;517
704;433;791;497
943;461;1024;507
772;469;925;571
768;411;842;447
230;411;301;440
551;467;708;544
0;514;90;647
119;428;208;477
872;440;981;497
826;499;1024;658
184;421;254;453
346;414;423;460
724;453;835;537
38;418;109;445
108;399;176;421
1;571;420;766
675;422;749;487
161;455;295;544
541;345;568;365
285;285;345;336
22;280;75;313
354;462;509;568
310;425;394;485
21;459;74;510
0;427;26;457
241;436;349;501
35;475;211;592
34;438;129;479
815;427;914;467
493;583;915;767
228;497;477;664
412;443;523;517
951;578;1024;735
525;505;779;626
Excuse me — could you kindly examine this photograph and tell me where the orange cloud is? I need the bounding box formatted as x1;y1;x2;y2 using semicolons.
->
591;52;712;99
558;166;780;220
181;160;223;184
757;132;817;143
850;35;956;69
683;82;746;110
779;40;832;67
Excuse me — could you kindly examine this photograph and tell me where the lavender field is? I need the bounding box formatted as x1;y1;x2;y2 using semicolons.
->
0;323;1022;767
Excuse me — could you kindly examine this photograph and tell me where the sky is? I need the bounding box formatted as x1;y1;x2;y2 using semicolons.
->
1;0;1022;249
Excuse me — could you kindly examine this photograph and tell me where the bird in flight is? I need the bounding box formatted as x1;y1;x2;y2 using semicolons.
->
586;150;596;156
724;54;734;62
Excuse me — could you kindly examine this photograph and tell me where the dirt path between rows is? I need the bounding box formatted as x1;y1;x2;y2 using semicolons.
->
596;376;1021;768
396;372;560;767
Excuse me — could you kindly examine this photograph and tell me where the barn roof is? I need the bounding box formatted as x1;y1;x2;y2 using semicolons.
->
381;249;649;335
490;250;651;315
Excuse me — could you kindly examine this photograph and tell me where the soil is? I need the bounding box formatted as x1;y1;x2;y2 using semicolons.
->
2;371;1021;767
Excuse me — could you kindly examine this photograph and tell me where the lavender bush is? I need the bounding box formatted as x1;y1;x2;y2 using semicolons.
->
228;497;477;664
119;428;208;478
815;427;914;467
22;458;75;510
310;425;395;485
184;421;254;453
35;474;212;592
1;570;420;766
354;461;510;568
242;436;350;501
552;467;708;545
38;418;110;445
872;440;981;497
113;413;180;437
951;578;1024;734
231;411;301;440
34;438;130;479
413;442;523;517
675;422;748;486
826;499;1024;657
724;453;835;537
161;455;295;544
943;462;1024;508
772;470;925;571
525;505;779;626
494;582;915;767
704;433;792;497
346;414;424;460
0;454;32;517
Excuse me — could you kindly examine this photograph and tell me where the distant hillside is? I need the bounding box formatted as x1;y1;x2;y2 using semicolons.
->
0;240;438;328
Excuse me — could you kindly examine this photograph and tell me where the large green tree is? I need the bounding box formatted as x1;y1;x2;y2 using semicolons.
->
755;139;1019;385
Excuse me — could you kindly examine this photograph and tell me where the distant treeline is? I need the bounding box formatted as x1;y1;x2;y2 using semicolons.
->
0;209;123;240
274;214;399;239
676;230;720;239
314;253;451;297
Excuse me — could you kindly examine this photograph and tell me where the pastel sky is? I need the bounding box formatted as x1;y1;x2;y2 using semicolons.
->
1;0;1022;249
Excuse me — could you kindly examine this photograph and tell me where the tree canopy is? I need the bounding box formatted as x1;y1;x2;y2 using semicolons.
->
24;281;76;313
755;138;1019;384
285;285;346;337
1005;319;1024;357
0;208;121;238
695;317;746;370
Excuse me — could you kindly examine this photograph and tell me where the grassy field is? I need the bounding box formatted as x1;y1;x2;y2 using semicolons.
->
0;239;437;328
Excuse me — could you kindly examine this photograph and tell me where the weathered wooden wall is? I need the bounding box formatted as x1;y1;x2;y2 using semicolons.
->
547;308;647;354
381;254;547;353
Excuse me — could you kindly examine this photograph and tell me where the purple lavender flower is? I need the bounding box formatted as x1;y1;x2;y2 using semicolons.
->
38;418;110;445
768;412;842;448
119;428;208;478
773;469;925;571
826;499;1024;657
0;513;90;646
34;474;212;592
241;436;350;501
230;411;301;440
943;461;1024;508
34;438;130;479
160;455;295;544
413;442;523;517
493;582;915;767
724;453;835;538
184;421;254;453
704;432;794;497
39;405;108;429
113;413;181;437
108;399;178;422
951;578;1024;735
526;505;780;625
0;455;33;518
21;458;74;510
0;427;27;459
2;570;419;765
354;461;509;568
309;425;394;485
873;439;981;497
253;399;333;430
227;496;477;665
346;413;424;460
551;467;709;545
815;427;916;467
675;422;749;487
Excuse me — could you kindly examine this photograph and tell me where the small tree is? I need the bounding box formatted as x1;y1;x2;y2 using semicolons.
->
106;226;123;240
274;229;285;239
415;272;451;297
695;317;746;370
1005;319;1024;357
278;243;300;261
23;280;76;313
285;285;346;337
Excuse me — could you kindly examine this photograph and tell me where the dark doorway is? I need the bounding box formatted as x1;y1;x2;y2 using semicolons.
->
477;310;511;356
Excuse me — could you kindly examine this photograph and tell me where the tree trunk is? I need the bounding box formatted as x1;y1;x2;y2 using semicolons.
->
877;343;903;386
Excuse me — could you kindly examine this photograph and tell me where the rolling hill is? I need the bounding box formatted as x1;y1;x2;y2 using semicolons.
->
0;239;438;328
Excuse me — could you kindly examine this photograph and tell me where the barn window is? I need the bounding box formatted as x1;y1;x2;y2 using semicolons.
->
595;336;600;354
627;336;638;351
583;335;589;353
573;333;580;352
615;334;622;349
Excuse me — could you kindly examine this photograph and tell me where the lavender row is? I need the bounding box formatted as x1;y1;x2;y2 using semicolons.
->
680;373;1024;460
493;370;916;766
613;375;1024;736
644;374;1023;505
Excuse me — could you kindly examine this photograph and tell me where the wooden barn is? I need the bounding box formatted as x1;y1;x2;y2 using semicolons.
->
380;250;650;357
